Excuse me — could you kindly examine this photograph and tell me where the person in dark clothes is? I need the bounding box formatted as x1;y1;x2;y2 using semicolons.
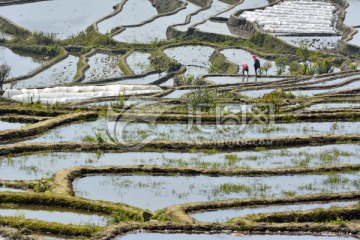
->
253;55;261;77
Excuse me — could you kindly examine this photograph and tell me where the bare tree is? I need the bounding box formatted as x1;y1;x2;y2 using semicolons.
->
0;63;11;91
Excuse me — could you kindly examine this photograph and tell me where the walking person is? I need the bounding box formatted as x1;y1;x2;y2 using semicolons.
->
253;55;261;77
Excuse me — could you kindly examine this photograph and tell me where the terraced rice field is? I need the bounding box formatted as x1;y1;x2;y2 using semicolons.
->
0;0;360;239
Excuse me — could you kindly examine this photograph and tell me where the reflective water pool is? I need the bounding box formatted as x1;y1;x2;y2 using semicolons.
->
0;207;108;225
12;55;78;89
176;0;230;32
97;0;158;34
0;0;119;39
73;172;360;210
191;201;358;223
113;2;200;43
83;53;123;82
0;46;45;79
2;144;358;180
0;120;24;131
24;119;360;143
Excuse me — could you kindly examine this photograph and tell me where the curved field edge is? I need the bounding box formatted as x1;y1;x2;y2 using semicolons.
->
1;133;360;154
0;112;98;143
160;193;360;223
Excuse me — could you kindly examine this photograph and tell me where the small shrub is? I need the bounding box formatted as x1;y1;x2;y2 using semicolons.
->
95;132;106;144
275;56;287;75
328;217;348;225
259;61;272;75
82;135;96;143
261;89;295;112
296;43;310;74
32;32;57;45
340;60;358;71
108;210;134;224
289;61;302;75
187;87;219;112
173;74;200;87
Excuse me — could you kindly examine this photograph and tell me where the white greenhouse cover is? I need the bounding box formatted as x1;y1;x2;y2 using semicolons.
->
3;85;163;104
240;0;338;35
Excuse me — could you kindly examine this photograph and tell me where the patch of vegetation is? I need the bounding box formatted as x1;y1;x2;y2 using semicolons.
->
8;44;63;57
62;26;117;47
108;209;139;224
328;217;349;225
218;0;242;4
261;89;296;113
259;61;272;75
174;74;200;87
30;32;57;46
187;87;219;112
275;56;287;75
119;51;135;76
247;32;297;55
73;54;89;82
340;60;358;71
0;16;31;38
217;183;252;194
0;63;11;90
209;51;238;74
150;48;181;72
289;44;335;75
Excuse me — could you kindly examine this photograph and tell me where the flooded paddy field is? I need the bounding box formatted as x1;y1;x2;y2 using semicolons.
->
239;77;360;98
0;206;108;226
218;0;269;18
97;0;158;34
205;76;284;85
162;89;191;98
116;233;359;240
113;73;166;85
0;120;24;131
191;201;358;223
2;143;359;180
11;55;78;89
73;172;360;211
83;53;123;82
349;28;360;47
0;0;119;39
20;119;360;143
0;46;45;79
195;20;237;37
1;0;360;238
277;36;342;50
0;187;24;193
164;45;214;77
126;51;153;75
112;2;200;43
305;103;360;111
344;0;360;27
221;49;277;75
175;0;230;32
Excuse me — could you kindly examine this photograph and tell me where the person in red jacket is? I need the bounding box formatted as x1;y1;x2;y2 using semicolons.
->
242;64;249;82
242;64;249;77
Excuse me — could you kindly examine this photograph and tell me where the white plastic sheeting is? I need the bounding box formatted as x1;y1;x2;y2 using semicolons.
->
240;0;337;34
3;85;163;104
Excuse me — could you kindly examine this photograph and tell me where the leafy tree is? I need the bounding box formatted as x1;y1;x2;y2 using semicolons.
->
296;43;310;74
275;56;287;75
0;63;11;91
